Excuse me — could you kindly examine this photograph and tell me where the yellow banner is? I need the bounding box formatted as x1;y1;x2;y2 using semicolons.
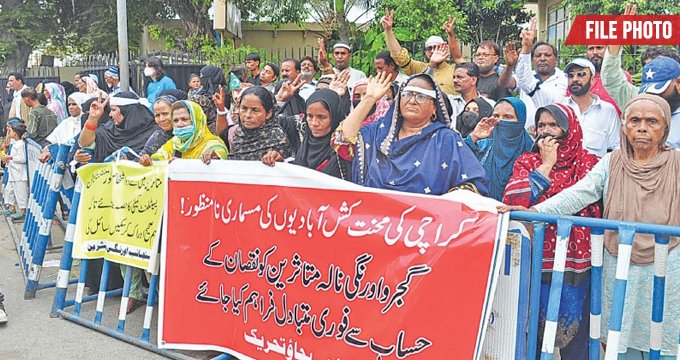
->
72;160;168;271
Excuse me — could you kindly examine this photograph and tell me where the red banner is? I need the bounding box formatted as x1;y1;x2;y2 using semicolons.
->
565;15;680;45
159;161;506;359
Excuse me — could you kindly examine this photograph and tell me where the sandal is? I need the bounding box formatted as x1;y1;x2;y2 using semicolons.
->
126;298;145;314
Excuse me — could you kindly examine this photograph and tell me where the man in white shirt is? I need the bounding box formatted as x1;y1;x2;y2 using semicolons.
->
7;72;29;122
499;19;567;133
318;41;366;88
563;58;619;157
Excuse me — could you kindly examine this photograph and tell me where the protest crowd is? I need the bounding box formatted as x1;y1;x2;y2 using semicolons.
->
0;3;679;358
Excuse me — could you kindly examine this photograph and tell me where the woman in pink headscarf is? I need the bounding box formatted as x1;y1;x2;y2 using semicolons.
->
350;78;391;127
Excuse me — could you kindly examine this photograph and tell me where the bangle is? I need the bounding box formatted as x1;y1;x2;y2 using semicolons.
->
84;122;97;131
321;64;333;72
216;108;228;116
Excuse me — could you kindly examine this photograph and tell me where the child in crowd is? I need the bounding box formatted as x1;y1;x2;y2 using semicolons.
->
2;121;29;220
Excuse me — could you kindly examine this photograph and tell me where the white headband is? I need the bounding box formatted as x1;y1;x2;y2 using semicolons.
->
109;96;151;108
402;86;436;99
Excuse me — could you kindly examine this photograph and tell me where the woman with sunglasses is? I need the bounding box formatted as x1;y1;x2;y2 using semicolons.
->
332;72;489;195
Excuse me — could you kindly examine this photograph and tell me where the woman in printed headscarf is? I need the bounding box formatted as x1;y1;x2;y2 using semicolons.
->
140;89;187;156
332;72;489;195
140;100;227;165
464;97;533;200
42;82;67;123
500;94;680;359
79;74;107;99
262;89;351;179
455;98;493;138
502;103;601;359
350;78;390;127
77;92;159;163
214;86;291;161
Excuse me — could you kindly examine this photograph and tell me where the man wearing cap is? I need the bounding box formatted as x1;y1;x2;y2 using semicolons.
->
637;57;680;148
380;10;457;95
319;41;366;88
104;66;135;95
563;58;620;157
499;19;567;132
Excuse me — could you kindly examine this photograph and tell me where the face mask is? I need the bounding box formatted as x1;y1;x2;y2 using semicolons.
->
352;99;376;116
144;67;155;77
461;111;479;127
173;123;195;140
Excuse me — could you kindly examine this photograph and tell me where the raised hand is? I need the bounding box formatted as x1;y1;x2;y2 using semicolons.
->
520;18;538;52
317;38;330;68
429;44;450;66
261;150;284;167
88;93;110;124
504;41;519;67
275;75;305;102
364;71;394;101
329;70;351;97
471;117;499;142
212;85;226;111
442;17;455;36
609;4;637;55
380;9;395;32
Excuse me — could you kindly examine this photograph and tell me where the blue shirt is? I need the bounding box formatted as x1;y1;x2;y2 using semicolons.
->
146;75;177;107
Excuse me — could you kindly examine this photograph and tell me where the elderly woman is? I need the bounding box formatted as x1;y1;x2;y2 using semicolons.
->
224;86;291;160
262;89;351;179
44;92;89;146
500;94;680;359
140;100;227;165
140;90;187;157
503;103;602;359
465;97;533;200
332;72;489;195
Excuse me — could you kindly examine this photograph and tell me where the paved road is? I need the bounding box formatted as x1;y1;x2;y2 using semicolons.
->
0;216;216;359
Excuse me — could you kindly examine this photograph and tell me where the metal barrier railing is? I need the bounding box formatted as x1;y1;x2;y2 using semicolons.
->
49;155;230;360
18;142;78;299
510;211;680;360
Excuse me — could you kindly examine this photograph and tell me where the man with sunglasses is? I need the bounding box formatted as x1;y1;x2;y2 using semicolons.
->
380;9;457;95
563;58;619;157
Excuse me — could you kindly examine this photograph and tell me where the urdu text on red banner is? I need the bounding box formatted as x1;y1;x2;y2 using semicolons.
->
565;15;680;45
159;160;507;359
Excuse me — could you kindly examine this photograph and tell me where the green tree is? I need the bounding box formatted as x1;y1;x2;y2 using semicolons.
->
0;0;57;68
455;0;532;47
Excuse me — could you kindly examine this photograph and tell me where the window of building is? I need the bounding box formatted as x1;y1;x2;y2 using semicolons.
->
547;5;570;45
